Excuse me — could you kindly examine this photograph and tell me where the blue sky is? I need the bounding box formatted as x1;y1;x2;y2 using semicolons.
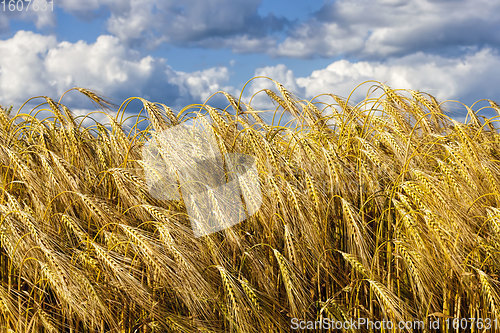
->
1;0;500;119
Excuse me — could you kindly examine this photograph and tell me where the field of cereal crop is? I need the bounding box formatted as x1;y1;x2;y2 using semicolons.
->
1;79;500;332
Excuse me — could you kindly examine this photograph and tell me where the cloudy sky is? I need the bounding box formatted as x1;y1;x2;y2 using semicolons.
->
1;0;500;118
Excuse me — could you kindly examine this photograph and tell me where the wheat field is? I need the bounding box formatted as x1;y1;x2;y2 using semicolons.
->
0;79;500;332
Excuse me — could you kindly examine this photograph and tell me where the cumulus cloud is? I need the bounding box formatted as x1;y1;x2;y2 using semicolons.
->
55;0;288;50
6;0;499;63
296;49;500;105
3;1;289;52
168;67;232;102
248;49;500;117
0;31;230;109
0;31;57;102
273;0;500;59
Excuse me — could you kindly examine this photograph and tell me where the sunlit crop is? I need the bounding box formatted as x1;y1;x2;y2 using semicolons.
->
0;79;499;332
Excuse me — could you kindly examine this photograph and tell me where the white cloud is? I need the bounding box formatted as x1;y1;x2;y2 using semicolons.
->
0;31;230;109
105;0;156;45
6;0;499;63
56;0;287;49
169;67;232;102
273;0;500;59
254;64;301;93
273;21;365;59
31;0;56;28
0;31;57;103
4;1;286;51
44;35;158;95
240;49;500;117
2;29;500;122
296;49;500;105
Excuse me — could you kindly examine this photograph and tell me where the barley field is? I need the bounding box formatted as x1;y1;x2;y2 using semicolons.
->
0;79;500;332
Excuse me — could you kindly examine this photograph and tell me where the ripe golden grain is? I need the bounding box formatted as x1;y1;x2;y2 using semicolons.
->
0;80;499;332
